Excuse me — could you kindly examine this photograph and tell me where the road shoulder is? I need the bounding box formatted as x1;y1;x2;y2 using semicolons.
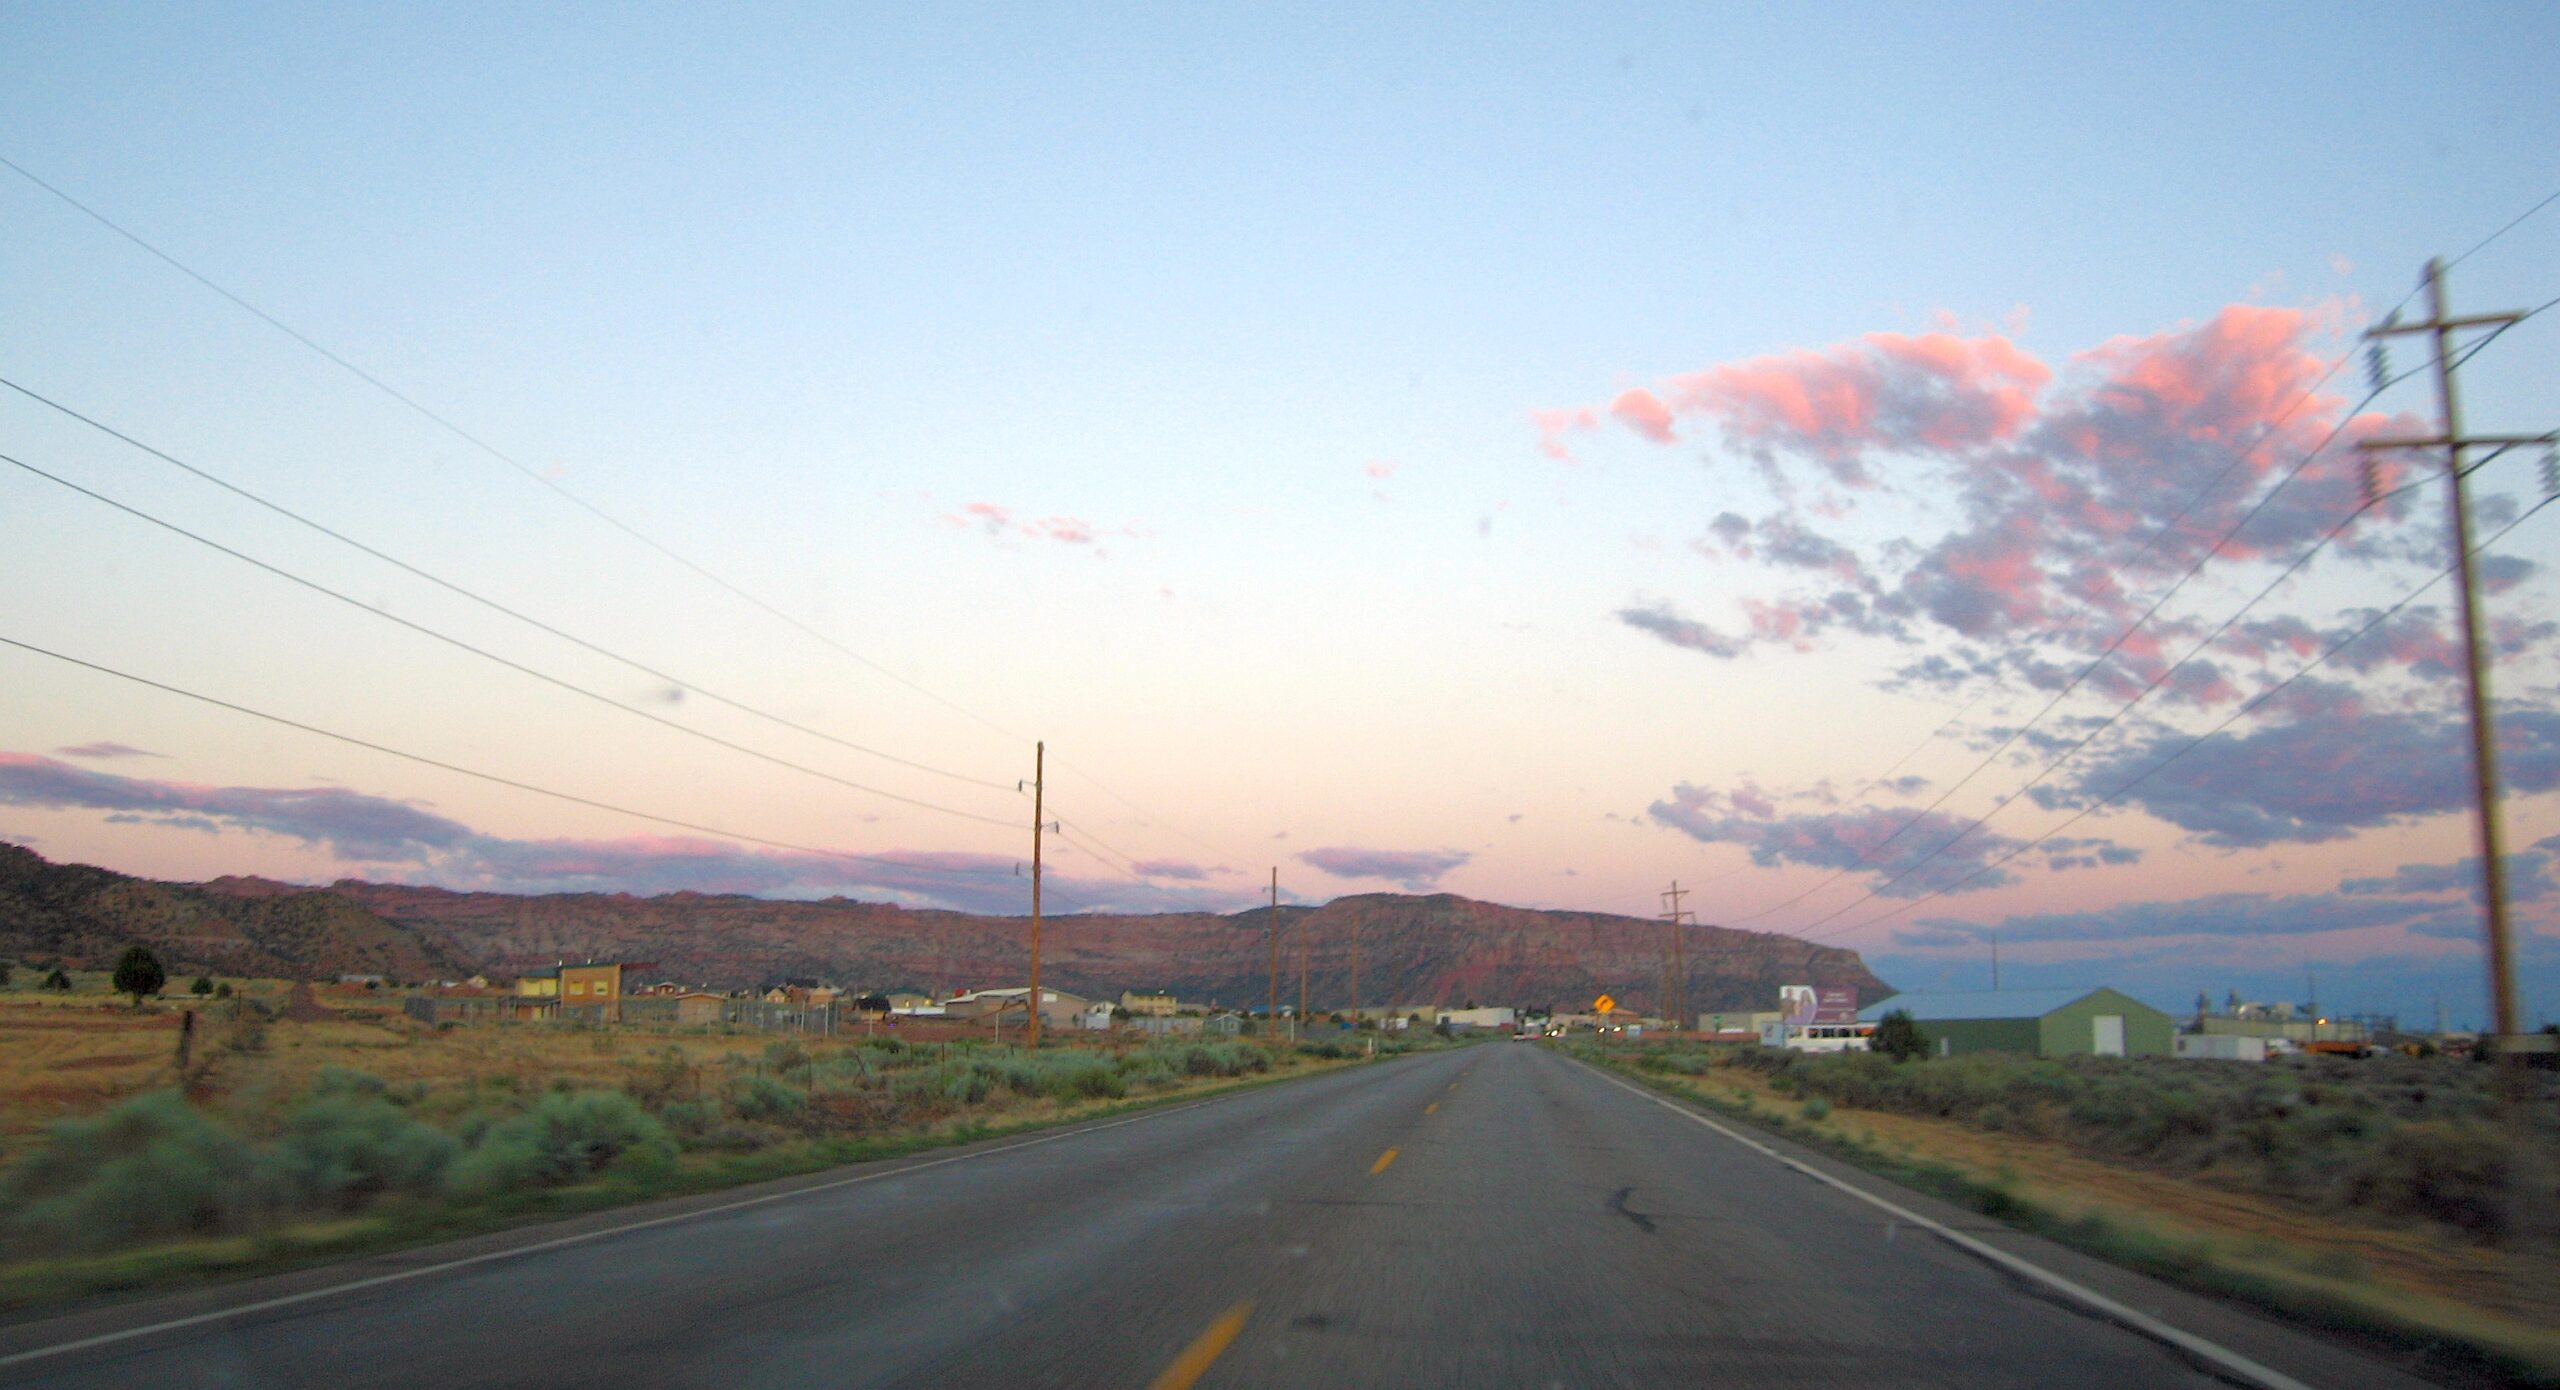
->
1557;1049;2454;1390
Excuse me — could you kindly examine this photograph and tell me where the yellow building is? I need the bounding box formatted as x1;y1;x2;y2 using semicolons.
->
515;970;560;999
559;962;628;1021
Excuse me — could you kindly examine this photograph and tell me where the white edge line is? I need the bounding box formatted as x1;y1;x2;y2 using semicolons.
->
0;1090;1239;1370
1572;1058;2320;1390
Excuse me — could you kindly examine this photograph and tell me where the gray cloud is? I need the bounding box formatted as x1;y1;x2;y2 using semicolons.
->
1295;846;1471;890
0;752;1246;915
2040;708;2560;848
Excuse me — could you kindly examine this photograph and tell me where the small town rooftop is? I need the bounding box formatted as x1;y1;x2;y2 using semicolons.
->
1859;987;2117;1022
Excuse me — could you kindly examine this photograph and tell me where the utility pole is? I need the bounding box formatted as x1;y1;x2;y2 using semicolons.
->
1990;930;2000;991
1296;884;1309;1041
2359;259;2554;1062
1267;867;1280;1045
1659;881;1693;1032
1349;916;1360;1030
1025;741;1045;1049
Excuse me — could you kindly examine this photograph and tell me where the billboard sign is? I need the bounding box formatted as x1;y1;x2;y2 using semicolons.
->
1778;985;1817;1025
1815;987;1858;1024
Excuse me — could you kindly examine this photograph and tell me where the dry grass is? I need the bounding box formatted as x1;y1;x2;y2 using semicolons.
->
0;981;1253;1164
0;977;1368;1310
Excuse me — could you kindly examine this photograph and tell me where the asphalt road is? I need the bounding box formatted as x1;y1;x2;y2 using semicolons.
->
0;1044;2444;1389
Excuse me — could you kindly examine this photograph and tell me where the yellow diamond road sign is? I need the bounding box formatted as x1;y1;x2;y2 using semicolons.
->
1594;994;1616;1015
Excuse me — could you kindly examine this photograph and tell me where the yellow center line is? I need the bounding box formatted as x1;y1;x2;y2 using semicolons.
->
1370;1146;1400;1175
1424;1101;1438;1114
1147;1300;1253;1390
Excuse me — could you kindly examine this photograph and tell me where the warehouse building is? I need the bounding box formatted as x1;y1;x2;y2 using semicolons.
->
1856;987;2173;1058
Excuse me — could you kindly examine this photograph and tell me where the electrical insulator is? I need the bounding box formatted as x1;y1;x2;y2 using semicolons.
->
2542;444;2559;500
2361;456;2384;508
2363;342;2390;393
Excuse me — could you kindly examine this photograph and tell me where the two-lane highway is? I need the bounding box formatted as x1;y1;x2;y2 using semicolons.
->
0;1045;2437;1388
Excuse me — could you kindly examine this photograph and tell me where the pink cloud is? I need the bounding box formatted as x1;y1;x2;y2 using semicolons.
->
1529;406;1599;462
944;501;1123;549
1608;388;1676;444
1363;460;1397;480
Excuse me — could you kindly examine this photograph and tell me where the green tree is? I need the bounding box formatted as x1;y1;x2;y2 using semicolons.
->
190;976;215;996
1870;1009;1929;1062
43;968;73;992
0;962;12;988
112;947;167;1008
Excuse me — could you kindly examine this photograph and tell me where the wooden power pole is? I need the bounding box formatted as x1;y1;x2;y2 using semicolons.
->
1660;881;1693;1032
1349;915;1360;1029
1026;741;1045;1049
1267;867;1280;1044
2359;259;2552;1060
1296;888;1309;1042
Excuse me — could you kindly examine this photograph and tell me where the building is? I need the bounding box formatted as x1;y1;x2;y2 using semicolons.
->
558;962;631;1023
1078;1002;1115;1031
514;969;560;999
1759;985;1866;1050
1435;1006;1518;1031
1858;987;2174;1058
1130;1014;1204;1037
762;979;843;1008
942;987;1091;1031
1120;990;1180;1018
2175;1033;2273;1062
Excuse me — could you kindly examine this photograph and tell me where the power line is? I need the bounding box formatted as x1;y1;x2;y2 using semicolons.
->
0;632;1024;891
1779;295;2556;930
1722;361;2379;927
1740;292;2552;929
2444;185;2560;271
1790;468;2435;933
1714;185;2560;926
1804;490;2560;944
0;374;1019;793
0;449;1024;829
2;151;1277;889
0;151;1032;750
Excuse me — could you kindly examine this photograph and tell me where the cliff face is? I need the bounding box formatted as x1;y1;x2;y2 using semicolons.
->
0;844;466;981
1;843;1891;1011
326;883;1890;1014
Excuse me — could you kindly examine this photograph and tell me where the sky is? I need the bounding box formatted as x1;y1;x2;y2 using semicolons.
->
3;3;2558;1028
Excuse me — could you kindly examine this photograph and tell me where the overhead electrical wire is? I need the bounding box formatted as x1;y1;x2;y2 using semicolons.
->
1713;189;2560;926
1;151;1270;882
0;632;1022;890
0;449;1024;829
1729;291;2552;930
1717;362;2381;927
1802;489;2560;945
1777;297;2558;929
0;151;1032;749
1789;468;2439;933
0;375;1017;793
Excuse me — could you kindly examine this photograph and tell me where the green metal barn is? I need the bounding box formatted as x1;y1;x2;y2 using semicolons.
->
1856;987;2173;1058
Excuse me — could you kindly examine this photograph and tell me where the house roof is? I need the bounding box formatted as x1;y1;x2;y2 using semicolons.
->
1857;987;2126;1022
